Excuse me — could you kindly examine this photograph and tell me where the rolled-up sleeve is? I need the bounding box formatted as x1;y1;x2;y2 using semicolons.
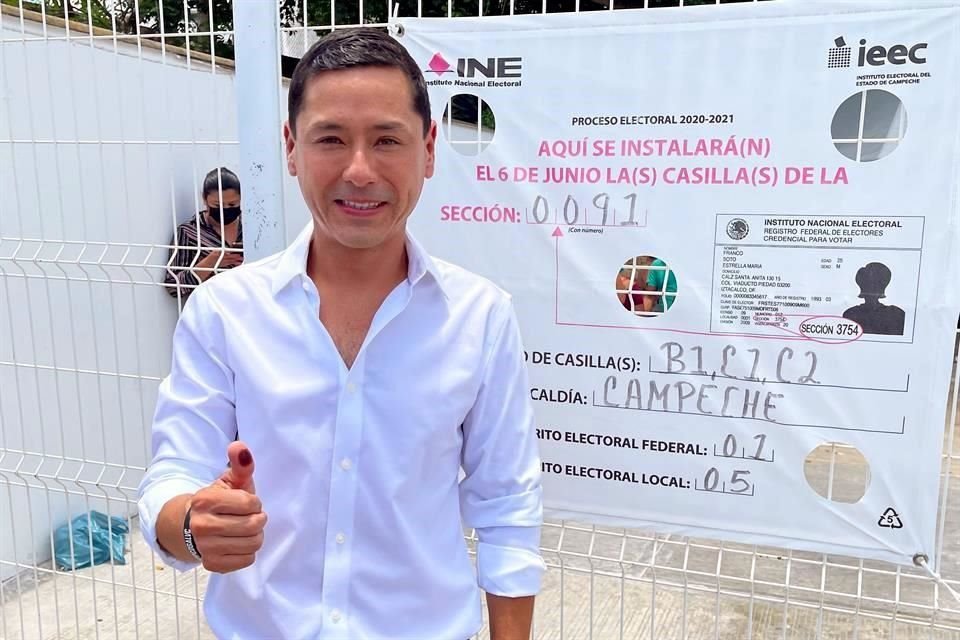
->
459;296;545;597
138;285;237;571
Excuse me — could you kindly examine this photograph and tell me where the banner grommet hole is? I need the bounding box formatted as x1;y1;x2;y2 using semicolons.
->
615;255;677;318
441;94;495;156
831;89;907;162
804;442;871;504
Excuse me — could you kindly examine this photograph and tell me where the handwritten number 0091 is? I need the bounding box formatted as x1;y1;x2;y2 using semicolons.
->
531;194;639;225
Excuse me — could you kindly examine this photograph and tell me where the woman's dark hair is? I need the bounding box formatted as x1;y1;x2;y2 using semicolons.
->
288;28;431;137
202;167;241;200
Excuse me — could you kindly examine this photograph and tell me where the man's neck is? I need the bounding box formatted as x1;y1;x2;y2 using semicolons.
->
307;229;409;293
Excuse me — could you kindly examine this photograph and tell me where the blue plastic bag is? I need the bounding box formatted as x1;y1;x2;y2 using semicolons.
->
54;511;129;571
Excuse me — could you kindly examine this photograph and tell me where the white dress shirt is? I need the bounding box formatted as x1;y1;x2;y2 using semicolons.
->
137;221;545;639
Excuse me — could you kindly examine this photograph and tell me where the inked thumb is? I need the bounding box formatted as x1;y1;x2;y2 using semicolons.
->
221;440;256;493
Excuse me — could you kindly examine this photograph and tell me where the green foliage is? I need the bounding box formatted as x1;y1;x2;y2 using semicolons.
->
1;0;772;61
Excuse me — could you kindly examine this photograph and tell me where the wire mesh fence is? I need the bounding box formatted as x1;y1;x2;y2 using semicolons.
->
3;0;960;638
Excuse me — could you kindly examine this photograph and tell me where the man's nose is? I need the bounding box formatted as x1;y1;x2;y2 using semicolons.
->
342;148;377;186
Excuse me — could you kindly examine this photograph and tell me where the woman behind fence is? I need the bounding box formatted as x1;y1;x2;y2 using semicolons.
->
163;167;244;301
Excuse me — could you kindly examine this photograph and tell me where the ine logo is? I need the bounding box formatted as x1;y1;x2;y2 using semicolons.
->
829;36;929;69
426;53;455;75
425;52;523;79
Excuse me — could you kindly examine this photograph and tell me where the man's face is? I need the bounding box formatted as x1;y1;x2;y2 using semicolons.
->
283;66;437;250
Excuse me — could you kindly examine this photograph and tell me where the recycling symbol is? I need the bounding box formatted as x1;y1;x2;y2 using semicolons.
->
878;507;903;529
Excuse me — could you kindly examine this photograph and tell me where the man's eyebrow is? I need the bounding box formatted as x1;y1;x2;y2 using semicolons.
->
304;120;411;133
304;121;344;133
373;121;409;131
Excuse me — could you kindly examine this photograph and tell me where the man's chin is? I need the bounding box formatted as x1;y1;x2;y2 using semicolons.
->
330;230;396;251
311;216;407;251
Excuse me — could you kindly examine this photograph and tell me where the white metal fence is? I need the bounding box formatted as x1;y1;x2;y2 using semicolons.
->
3;0;960;638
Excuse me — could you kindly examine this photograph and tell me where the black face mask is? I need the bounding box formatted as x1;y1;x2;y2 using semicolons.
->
209;206;242;225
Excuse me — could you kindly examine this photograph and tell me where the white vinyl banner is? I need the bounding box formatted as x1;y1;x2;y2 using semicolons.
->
396;1;960;566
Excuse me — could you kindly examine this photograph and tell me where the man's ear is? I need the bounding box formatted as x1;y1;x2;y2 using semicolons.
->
283;121;297;176
424;120;438;179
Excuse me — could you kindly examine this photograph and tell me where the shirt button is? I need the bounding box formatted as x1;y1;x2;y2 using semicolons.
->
346;382;357;393
336;533;345;544
331;610;342;623
301;281;310;292
340;458;352;471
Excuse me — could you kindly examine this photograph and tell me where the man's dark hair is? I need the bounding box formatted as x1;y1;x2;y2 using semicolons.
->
202;167;241;199
288;28;431;137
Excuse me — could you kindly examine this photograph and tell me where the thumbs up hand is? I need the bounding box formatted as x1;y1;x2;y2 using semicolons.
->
186;441;267;573
217;441;258;494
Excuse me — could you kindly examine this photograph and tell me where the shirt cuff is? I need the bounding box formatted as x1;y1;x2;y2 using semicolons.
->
138;476;207;572
475;528;546;597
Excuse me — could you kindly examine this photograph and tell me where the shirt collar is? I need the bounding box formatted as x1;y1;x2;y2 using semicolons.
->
270;220;450;299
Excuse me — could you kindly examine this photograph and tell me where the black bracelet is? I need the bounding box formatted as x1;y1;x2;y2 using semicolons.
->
183;504;203;562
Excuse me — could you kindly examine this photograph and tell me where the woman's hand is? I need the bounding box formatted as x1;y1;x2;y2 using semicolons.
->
196;249;243;281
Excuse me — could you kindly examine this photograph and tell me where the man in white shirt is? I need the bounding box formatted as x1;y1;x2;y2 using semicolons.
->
137;27;544;640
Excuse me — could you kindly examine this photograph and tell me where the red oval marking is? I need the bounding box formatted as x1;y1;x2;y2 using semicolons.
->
797;315;864;344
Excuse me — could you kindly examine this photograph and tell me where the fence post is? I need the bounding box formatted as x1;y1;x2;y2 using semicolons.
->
232;0;287;261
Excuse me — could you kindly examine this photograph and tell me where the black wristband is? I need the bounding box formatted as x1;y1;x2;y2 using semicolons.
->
183;504;203;562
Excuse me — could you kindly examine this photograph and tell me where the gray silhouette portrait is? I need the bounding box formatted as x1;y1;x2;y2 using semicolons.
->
842;262;905;336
